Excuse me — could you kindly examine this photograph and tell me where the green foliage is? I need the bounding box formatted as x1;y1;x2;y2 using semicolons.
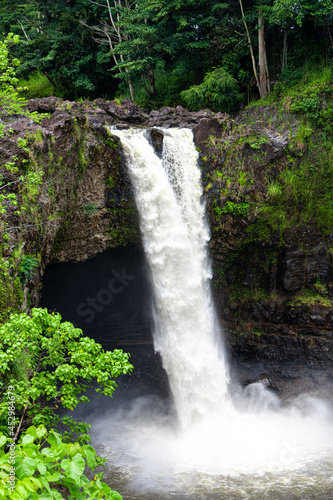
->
82;203;98;215
271;0;333;27
0;259;23;324
18;70;55;99
0;308;133;437
0;33;26;115
181;67;243;112
287;288;331;308
1;1;118;100
273;66;333;131
0;425;123;499
19;255;38;284
104;138;119;150
108;176;115;189
0;0;332;107
261;134;333;234
245;134;269;150
0;35;46;235
221;201;249;217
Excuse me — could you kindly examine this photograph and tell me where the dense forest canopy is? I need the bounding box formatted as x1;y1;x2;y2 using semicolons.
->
1;0;332;108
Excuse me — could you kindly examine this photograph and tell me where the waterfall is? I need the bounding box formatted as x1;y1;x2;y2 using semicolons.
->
112;127;230;428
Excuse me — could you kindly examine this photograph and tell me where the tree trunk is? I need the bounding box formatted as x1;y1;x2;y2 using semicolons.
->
125;67;135;101
148;69;156;98
141;75;150;98
282;28;288;71
238;0;261;96
127;80;135;101
258;11;269;98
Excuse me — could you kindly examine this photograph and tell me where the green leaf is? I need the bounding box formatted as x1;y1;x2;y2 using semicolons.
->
81;445;96;469
66;442;81;457
47;431;62;450
61;453;85;481
15;457;37;479
110;491;123;500
41;448;54;458
36;425;47;439
21;476;42;493
22;434;36;445
25;426;37;438
36;460;47;475
45;472;62;482
0;435;6;448
38;492;62;500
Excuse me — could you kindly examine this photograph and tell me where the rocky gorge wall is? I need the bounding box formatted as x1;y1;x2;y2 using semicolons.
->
1;96;333;389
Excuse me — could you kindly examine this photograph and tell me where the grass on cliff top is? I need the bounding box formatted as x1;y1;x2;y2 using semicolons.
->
244;65;333;236
18;70;58;99
247;64;332;109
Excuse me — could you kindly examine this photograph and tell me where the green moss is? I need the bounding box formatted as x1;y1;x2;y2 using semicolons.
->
25;128;44;144
287;290;332;308
104;137;120;150
0;258;23;324
82;203;98;215
244;222;272;245
107;175;115;189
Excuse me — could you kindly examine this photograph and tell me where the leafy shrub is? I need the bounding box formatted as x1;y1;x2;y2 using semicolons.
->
0;308;133;440
221;201;249;216
19;255;38;284
0;425;123;499
0;259;23;324
181;67;243;113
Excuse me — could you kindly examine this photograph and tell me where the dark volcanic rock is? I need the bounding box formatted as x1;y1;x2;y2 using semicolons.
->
147;128;164;156
193;118;223;151
283;248;306;292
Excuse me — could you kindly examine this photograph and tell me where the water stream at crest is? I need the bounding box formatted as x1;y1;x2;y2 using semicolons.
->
96;127;333;499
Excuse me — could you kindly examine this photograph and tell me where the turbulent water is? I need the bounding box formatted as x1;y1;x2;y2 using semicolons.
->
100;127;333;499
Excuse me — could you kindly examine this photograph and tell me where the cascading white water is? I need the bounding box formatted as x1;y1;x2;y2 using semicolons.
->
112;127;230;428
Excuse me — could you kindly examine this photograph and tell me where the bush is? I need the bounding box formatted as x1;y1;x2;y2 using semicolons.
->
0;308;133;440
0;425;123;499
180;67;243;113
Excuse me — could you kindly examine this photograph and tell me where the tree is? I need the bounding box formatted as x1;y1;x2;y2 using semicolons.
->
271;0;333;70
238;0;270;98
0;0;118;99
87;0;231;104
82;0;136;101
0;308;133;440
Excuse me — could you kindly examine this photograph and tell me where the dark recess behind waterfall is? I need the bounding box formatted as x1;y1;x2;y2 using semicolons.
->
40;247;170;397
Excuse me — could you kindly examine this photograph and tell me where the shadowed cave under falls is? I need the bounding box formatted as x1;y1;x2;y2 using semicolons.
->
41;128;333;500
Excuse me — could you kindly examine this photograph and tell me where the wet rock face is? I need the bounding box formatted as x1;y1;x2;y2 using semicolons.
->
282;244;330;292
243;373;280;392
147;128;164;157
283;249;307;292
2;98;143;308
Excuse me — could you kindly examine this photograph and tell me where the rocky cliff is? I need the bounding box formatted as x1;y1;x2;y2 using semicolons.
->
1;96;333;386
